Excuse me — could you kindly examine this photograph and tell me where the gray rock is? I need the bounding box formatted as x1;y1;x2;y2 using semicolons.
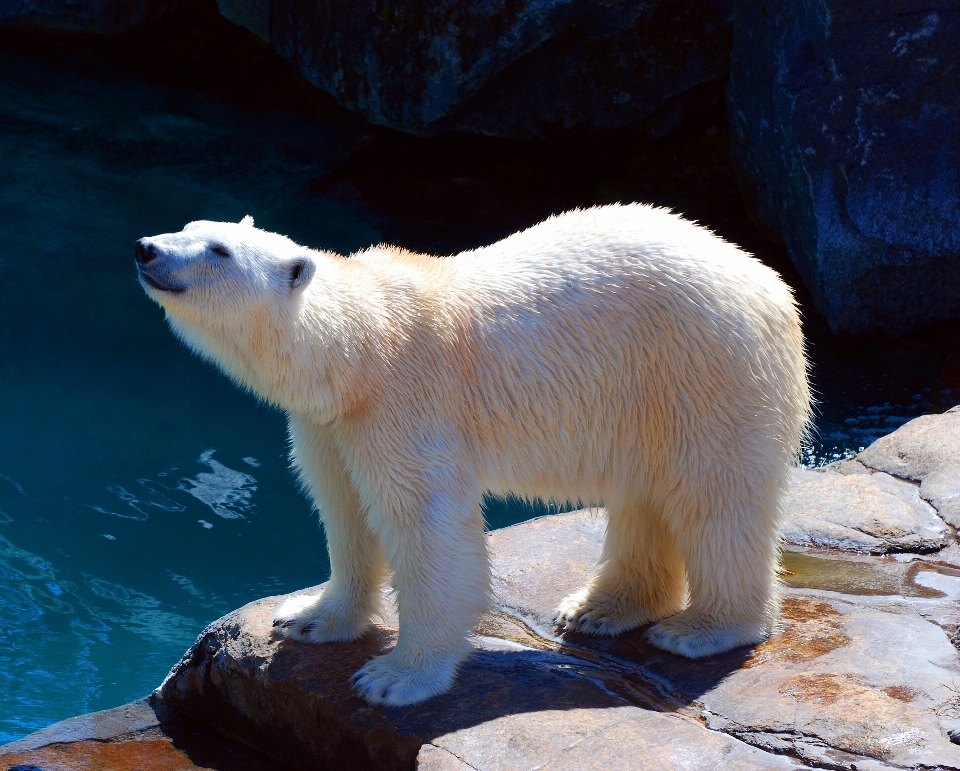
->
782;467;949;553
489;512;960;770
217;0;268;40
727;0;960;335
0;0;177;33
217;0;735;139
858;406;960;527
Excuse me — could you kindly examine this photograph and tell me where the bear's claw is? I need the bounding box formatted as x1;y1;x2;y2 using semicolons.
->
271;590;372;643
351;651;461;707
555;586;664;636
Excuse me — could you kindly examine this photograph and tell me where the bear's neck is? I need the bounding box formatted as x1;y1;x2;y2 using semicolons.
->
253;255;409;424
249;260;376;424
172;252;434;426
164;262;367;425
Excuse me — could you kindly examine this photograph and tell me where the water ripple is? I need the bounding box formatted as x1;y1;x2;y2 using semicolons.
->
177;449;258;520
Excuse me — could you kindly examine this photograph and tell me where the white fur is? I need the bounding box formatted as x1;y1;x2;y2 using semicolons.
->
138;204;810;706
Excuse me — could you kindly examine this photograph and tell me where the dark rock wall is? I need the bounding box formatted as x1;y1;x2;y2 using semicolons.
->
727;0;960;335
229;0;735;139
0;0;179;32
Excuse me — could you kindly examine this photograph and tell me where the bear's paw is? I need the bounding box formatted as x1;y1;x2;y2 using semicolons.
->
646;610;771;658
351;649;463;707
272;589;371;643
555;586;663;636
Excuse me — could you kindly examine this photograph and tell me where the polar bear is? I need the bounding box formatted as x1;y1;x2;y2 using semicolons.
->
136;204;810;707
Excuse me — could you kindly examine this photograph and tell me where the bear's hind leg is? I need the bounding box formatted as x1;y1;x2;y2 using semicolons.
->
273;419;388;643
647;480;781;658
556;501;686;636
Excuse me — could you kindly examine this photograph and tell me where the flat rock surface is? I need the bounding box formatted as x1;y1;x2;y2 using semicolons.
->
141;505;960;770
490;513;960;770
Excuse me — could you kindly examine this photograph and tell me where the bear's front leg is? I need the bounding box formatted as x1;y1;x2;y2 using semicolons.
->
350;460;490;707
273;418;388;643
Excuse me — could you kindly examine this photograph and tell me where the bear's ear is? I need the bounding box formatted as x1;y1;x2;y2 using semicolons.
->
239;215;255;227
288;256;316;291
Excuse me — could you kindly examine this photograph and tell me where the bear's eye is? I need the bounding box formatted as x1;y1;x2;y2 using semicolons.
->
210;244;231;258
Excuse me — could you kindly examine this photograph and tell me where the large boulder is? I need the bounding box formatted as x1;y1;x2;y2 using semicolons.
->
0;0;178;32
141;408;960;769
727;0;960;335
215;0;735;139
783;466;949;554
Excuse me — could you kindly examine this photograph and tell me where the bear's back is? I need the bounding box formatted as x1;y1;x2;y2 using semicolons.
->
445;204;795;339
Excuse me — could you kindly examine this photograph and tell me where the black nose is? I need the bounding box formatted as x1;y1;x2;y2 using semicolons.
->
135;239;158;265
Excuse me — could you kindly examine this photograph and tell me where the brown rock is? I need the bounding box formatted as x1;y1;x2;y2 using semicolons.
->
490;512;960;769
0;697;280;770
2;739;204;771
124;510;960;769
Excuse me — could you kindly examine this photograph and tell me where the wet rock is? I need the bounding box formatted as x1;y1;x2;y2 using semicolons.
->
727;0;960;335
782;467;949;553
155;578;807;770
0;0;177;33
216;0;735;139
488;513;960;770
857;405;960;528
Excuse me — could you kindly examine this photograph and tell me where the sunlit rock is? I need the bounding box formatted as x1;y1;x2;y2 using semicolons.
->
859;406;960;528
7;409;960;768
783;467;949;553
146;507;960;768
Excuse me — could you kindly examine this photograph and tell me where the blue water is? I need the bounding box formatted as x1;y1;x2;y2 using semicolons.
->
0;42;378;741
0;38;946;742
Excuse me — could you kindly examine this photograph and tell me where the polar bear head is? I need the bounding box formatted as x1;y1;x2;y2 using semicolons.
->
135;216;316;317
135;217;332;410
